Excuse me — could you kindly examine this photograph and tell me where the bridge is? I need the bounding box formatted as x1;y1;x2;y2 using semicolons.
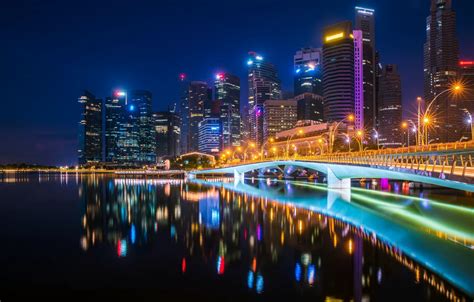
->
189;141;474;192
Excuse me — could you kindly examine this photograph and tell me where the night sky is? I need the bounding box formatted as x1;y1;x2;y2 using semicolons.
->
1;0;473;165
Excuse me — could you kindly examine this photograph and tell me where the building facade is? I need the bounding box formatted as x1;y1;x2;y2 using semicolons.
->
295;93;324;123
130;90;155;164
423;0;460;143
355;6;377;131
78;90;102;165
353;29;364;130
322;21;354;123
460;60;474;140
262;99;297;143
187;81;212;152
198;118;222;155
294;48;323;96
153;111;180;158
105;91;127;164
247;51;282;147
378;65;403;148
215;73;241;149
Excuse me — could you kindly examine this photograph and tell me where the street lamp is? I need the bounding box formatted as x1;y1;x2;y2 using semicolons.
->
286;129;303;158
328;114;354;153
354;130;364;152
464;109;474;141
260;137;274;161
243;142;256;163
372;129;380;150
421;83;463;145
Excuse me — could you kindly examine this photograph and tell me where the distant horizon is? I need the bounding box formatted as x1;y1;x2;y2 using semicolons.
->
1;0;473;165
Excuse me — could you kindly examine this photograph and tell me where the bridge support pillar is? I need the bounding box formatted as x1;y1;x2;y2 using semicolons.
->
327;168;351;189
233;170;245;183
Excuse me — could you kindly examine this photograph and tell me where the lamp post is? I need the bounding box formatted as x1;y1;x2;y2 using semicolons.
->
328;114;354;153
340;133;351;152
372;129;380;150
464;110;474;141
354;130;364;152
243;142;256;163
286;129;303;158
421;84;463;145
260;137;274;161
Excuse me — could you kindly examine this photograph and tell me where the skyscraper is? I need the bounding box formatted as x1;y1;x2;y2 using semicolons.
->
153;110;180;158
378;65;403;148
423;0;460;143
178;73;189;155
198;118;221;155
322;21;354;123
355;6;377;131
105;90;127;164
263;99;297;143
78;90;102;165
294;48;323;96
130;90;155;164
187;81;212;152
215;72;241;149
353;29;364;130
247;51;281;147
295;93;324;123
460;60;474;139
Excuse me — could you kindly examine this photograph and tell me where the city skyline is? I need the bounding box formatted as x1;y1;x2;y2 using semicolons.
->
1;0;474;165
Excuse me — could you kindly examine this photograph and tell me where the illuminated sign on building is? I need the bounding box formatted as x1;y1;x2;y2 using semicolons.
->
325;32;344;42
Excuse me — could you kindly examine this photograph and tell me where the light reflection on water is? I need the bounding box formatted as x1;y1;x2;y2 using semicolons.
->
0;173;473;301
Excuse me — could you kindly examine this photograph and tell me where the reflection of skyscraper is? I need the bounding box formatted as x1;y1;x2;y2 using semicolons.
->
378;65;403;148
355;7;377;131
215;73;241;149
294;48;323;96
130;90;155;164
322;21;354;123
199;195;220;230
78;90;102;165
423;0;460;143
247;52;281;147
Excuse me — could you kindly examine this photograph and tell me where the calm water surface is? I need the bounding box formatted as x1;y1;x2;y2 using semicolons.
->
0;173;473;301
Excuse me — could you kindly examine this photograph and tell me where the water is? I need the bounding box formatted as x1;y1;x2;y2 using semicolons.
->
0;173;473;301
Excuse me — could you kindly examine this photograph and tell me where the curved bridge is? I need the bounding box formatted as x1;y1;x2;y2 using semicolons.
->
189;160;474;192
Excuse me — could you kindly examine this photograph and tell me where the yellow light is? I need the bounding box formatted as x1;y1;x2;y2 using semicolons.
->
269;137;274;143
298;129;303;134
272;147;277;152
318;138;323;143
237;147;242;151
347;114;354;121
250;143;255;148
423;117;429;124
357;130;363;137
402;122;408;128
325;32;344;42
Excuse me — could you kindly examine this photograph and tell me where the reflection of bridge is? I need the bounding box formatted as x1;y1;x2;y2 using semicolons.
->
190;144;474;192
190;178;474;297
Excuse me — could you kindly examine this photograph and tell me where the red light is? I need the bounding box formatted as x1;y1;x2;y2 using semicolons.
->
182;257;187;273
460;61;474;66
216;73;224;80
179;73;186;81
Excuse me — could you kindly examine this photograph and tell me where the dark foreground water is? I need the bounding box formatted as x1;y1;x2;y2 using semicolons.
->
0;173;473;301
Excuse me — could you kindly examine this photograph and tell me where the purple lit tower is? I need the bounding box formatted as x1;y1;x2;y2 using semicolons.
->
353;30;364;130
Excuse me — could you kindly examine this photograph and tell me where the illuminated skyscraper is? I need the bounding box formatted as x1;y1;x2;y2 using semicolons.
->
130;90;155;164
105;90;127;163
198;118;221;155
353;29;364;130
378;65;403;148
178;73;189;155
78;90;102;165
355;6;377;131
459;60;474;139
295;93;324;123
153;110;180;158
322;21;354;123
263;99;297;143
423;0;460;143
247;51;281;147
187;81;212;152
214;72;241;148
294;48;323;96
